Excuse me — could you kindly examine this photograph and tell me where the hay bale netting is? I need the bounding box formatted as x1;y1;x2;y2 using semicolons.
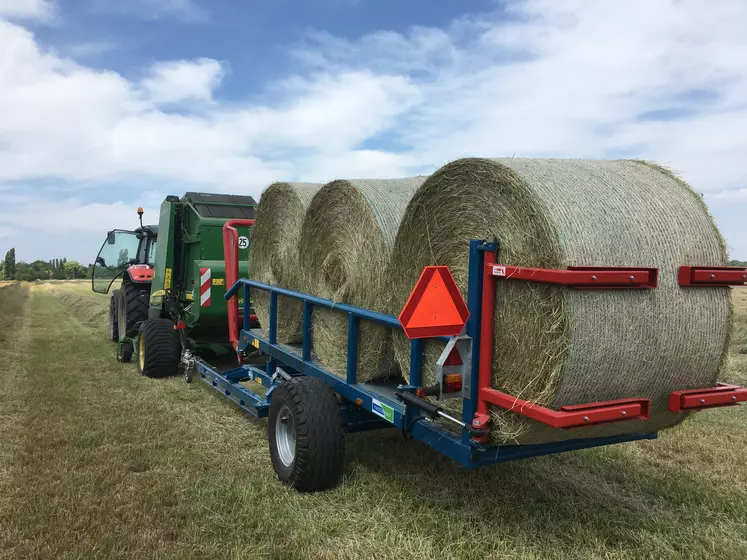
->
387;158;732;445
298;177;427;380
249;182;322;343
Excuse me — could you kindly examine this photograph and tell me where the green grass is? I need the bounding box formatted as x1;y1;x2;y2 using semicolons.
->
0;284;746;559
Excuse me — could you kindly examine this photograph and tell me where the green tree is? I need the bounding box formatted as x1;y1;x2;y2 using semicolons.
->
3;248;16;280
53;258;66;280
63;261;87;279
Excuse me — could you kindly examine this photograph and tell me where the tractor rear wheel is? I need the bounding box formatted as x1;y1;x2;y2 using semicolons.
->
268;377;345;492
137;319;182;378
109;289;120;342
118;278;150;338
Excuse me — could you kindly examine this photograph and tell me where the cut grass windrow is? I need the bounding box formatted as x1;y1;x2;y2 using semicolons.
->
0;284;745;560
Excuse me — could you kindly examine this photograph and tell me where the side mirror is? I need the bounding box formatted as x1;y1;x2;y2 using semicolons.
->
96;256;106;266
107;232;116;245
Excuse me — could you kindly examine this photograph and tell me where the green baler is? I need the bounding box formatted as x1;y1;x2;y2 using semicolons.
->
92;192;256;376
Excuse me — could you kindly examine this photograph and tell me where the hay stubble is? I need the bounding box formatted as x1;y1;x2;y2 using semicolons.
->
387;158;731;444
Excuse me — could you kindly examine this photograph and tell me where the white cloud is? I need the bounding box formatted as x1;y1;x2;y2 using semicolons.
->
141;58;226;104
709;189;747;202
0;194;158;262
0;0;54;21
0;196;150;234
65;40;118;58
138;0;205;21
1;0;747;260
0;21;417;191
295;0;747;192
91;0;206;22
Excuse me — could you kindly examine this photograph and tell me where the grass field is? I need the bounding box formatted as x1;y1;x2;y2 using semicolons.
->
1;282;746;559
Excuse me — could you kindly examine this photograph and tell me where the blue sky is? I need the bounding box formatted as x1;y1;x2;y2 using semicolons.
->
0;0;745;264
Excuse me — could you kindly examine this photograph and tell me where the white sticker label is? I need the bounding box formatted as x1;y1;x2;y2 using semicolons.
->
238;236;249;249
492;265;506;277
371;399;395;423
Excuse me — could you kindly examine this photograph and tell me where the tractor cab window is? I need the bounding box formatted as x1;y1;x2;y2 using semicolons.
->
146;239;157;265
92;230;142;293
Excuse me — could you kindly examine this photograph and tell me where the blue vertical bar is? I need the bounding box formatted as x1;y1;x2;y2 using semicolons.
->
346;313;358;384
266;357;276;376
269;291;277;345
243;283;251;332
463;239;486;434
302;301;312;362
409;338;423;387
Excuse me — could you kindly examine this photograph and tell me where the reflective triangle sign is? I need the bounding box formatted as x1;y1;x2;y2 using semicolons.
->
398;266;469;339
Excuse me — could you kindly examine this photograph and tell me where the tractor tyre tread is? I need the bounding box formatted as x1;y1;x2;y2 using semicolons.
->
138;318;181;378
268;377;344;492
119;278;150;336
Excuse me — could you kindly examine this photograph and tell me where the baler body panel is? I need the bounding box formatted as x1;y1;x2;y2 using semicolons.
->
149;199;178;310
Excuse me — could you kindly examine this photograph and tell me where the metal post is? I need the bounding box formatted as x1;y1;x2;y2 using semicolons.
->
463;240;485;427
346;313;358;384
266;357;276;376
409;338;423;387
269;291;277;345
243;283;251;332
302;301;312;362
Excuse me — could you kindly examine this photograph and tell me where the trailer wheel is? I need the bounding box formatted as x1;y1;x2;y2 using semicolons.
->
109;289;121;342
268;377;345;492
118;278;150;338
137;319;181;378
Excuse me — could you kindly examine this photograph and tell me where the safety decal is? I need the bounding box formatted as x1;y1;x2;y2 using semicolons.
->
200;267;211;307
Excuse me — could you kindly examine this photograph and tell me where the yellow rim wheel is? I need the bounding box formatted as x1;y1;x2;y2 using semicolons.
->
138;336;145;371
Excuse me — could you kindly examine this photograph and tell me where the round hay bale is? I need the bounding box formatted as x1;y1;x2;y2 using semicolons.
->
387;158;731;444
249;182;322;343
299;177;427;380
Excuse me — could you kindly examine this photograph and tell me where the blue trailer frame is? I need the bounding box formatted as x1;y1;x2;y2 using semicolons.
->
189;239;658;469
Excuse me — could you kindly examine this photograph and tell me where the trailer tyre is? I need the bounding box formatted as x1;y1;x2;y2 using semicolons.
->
268;377;345;492
137;319;181;378
118;278;150;338
109;289;121;342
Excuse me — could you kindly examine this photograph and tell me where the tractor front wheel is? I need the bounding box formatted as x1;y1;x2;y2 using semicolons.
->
268;377;345;492
117;340;133;363
137;319;182;379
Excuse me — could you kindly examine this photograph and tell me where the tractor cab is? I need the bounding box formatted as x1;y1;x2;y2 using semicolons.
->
92;209;157;294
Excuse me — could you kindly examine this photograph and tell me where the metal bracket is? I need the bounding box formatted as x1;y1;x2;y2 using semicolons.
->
480;388;650;429
490;264;658;289
669;383;747;412
271;367;293;384
181;349;196;383
678;266;747;286
435;335;473;400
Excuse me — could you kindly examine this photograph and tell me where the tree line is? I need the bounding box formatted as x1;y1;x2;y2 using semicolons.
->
1;248;93;282
2;248;744;283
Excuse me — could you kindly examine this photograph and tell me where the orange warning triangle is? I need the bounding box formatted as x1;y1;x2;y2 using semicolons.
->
405;269;464;329
399;266;469;339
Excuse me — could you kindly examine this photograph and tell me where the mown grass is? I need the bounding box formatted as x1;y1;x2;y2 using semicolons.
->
0;284;746;559
0;283;26;347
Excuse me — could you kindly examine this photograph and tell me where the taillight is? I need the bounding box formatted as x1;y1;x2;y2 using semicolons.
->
444;373;462;393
